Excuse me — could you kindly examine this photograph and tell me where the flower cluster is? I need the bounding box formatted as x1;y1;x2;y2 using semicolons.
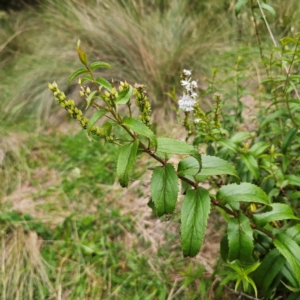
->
178;69;224;142
48;82;106;137
213;93;222;128
134;83;151;126
178;69;198;112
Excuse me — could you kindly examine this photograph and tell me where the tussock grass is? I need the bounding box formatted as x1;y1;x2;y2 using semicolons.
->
1;0;300;123
1;0;235;123
0;227;55;300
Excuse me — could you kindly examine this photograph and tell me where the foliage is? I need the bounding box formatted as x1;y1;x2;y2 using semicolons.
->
0;127;213;299
180;2;300;298
2;0;300;298
48;13;300;295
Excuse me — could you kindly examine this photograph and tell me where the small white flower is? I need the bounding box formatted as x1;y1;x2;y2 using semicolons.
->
178;94;196;112
194;118;201;123
191;92;198;99
185;83;192;92
191;80;198;88
183;69;192;76
181;79;190;87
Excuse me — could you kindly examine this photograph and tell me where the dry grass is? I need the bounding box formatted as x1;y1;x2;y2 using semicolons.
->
0;227;55;300
1;0;234;123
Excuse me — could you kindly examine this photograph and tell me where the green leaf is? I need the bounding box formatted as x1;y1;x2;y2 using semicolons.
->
230;132;252;143
260;3;276;17
281;262;300;289
90;61;111;71
285;175;300;187
181;187;211;257
253;203;300;226
249;142;268;156
116;85;133;104
219;138;238;153
117;139;139;187
80;75;93;84
240;153;260;180
150;163;178;217
68;68;89;84
287;224;300;244
96;77;112;92
227;213;253;261
253;248;286;294
220;235;229;261
235;0;249;16
259;110;285;129
282;128;298;154
123;117;157;149
87;109;107;134
178;155;238;179
274;233;300;285
157;138;201;173
85;90;98;109
217;183;269;206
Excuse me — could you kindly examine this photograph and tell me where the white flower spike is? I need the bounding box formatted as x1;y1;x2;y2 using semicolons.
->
178;94;196;112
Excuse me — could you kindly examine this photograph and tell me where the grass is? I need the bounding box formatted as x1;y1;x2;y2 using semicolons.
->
0;0;241;123
0;125;221;299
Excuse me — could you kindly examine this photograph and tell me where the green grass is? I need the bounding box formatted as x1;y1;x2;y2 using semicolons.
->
0;125;216;299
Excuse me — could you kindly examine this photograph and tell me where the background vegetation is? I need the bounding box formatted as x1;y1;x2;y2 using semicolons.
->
1;0;300;299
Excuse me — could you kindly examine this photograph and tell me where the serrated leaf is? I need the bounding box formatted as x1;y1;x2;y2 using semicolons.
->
157;138;201;173
96;77;112;91
217;183;269;206
90;61;111;71
85;90;98;109
177;155;238;180
282;128;298;154
116;85;133;104
150;163;178;217
68;68;89;84
260;3;276;17
235;0;249;16
253;248;286;294
181;187;211;257
87;109;107;134
123;117;157;149
117;139;139;187
274;233;300;285
287;224;300;244
227;213;253;261
240;153;260;179
253;203;300;226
